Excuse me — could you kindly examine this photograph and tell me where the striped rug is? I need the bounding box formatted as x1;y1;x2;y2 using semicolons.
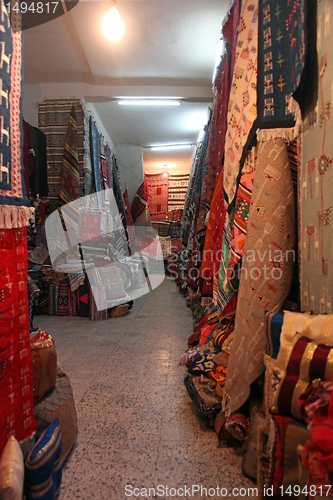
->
168;174;189;211
38;99;84;212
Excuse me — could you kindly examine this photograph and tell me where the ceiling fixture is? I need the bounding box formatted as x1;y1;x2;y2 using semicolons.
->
150;144;193;151
117;99;182;106
102;1;124;41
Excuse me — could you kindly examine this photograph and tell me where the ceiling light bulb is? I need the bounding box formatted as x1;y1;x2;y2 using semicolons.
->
102;6;124;41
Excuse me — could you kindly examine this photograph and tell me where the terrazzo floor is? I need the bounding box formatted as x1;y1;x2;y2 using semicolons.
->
35;278;257;500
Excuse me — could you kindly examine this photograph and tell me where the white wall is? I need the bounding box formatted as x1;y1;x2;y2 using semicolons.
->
114;145;144;205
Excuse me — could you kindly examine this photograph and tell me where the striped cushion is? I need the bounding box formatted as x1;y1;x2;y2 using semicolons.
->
25;419;62;500
271;334;333;421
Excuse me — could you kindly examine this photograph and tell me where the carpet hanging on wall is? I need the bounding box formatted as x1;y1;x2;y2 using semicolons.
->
146;172;169;221
223;138;295;416
38;99;84;212
168;174;189;212
223;0;258;206
0;0;37;454
0;0;34;225
300;0;333;314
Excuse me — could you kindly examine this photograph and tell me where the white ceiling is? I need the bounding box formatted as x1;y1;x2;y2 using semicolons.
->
23;0;231;172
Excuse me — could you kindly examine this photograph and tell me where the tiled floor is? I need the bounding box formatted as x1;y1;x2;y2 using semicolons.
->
36;278;257;500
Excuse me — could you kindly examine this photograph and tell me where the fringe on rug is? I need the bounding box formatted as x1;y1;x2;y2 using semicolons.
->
256;97;302;143
0;205;35;229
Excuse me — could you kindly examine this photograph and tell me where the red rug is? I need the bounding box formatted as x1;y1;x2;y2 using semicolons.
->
0;228;37;454
146;172;169;221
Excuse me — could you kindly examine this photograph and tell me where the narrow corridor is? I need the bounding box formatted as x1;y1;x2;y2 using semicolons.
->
36;278;257;500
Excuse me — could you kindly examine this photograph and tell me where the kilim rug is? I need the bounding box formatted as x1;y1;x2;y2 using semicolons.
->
256;0;305;140
205;0;241;208
100;136;109;189
83;106;92;195
57;106;80;243
216;150;256;313
0;228;36;454
146;172;169;221
223;0;258;206
123;189;135;250
168;174;189;212
38;99;84;212
48;283;59;316
58;106;80;206
226;149;256;281
90;116;102;195
300;1;333;314
25;123;48;199
223;138;295;415
58;282;69;316
68;287;77;316
105;144;113;193
77;276;90;317
112;159;131;256
199;0;242;233
35;279;50;315
0;0;34;225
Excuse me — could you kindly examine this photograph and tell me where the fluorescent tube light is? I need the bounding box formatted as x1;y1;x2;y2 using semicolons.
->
197;128;205;143
117;99;182;106
151;144;192;151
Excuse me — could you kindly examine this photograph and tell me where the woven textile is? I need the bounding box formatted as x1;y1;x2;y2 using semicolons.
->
48;284;59;316
204;0;242;215
167;174;189;211
100;136;109;190
0;228;36;454
58;106;80;210
83;107;92;195
300;1;333;314
223;138;295;415
146;173;169;221
0;0;34;228
112;160;131;255
217;149;256;312
105;144;113;193
76;276;89;317
216;209;237;313
223;0;258;205
58;282;69;316
25;122;48;199
68;288;77;316
35;279;49;315
123;189;135;250
199;0;241;284
227;152;256;279
271;333;333;421
90;116;101;195
257;0;305;136
38;99;84;211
